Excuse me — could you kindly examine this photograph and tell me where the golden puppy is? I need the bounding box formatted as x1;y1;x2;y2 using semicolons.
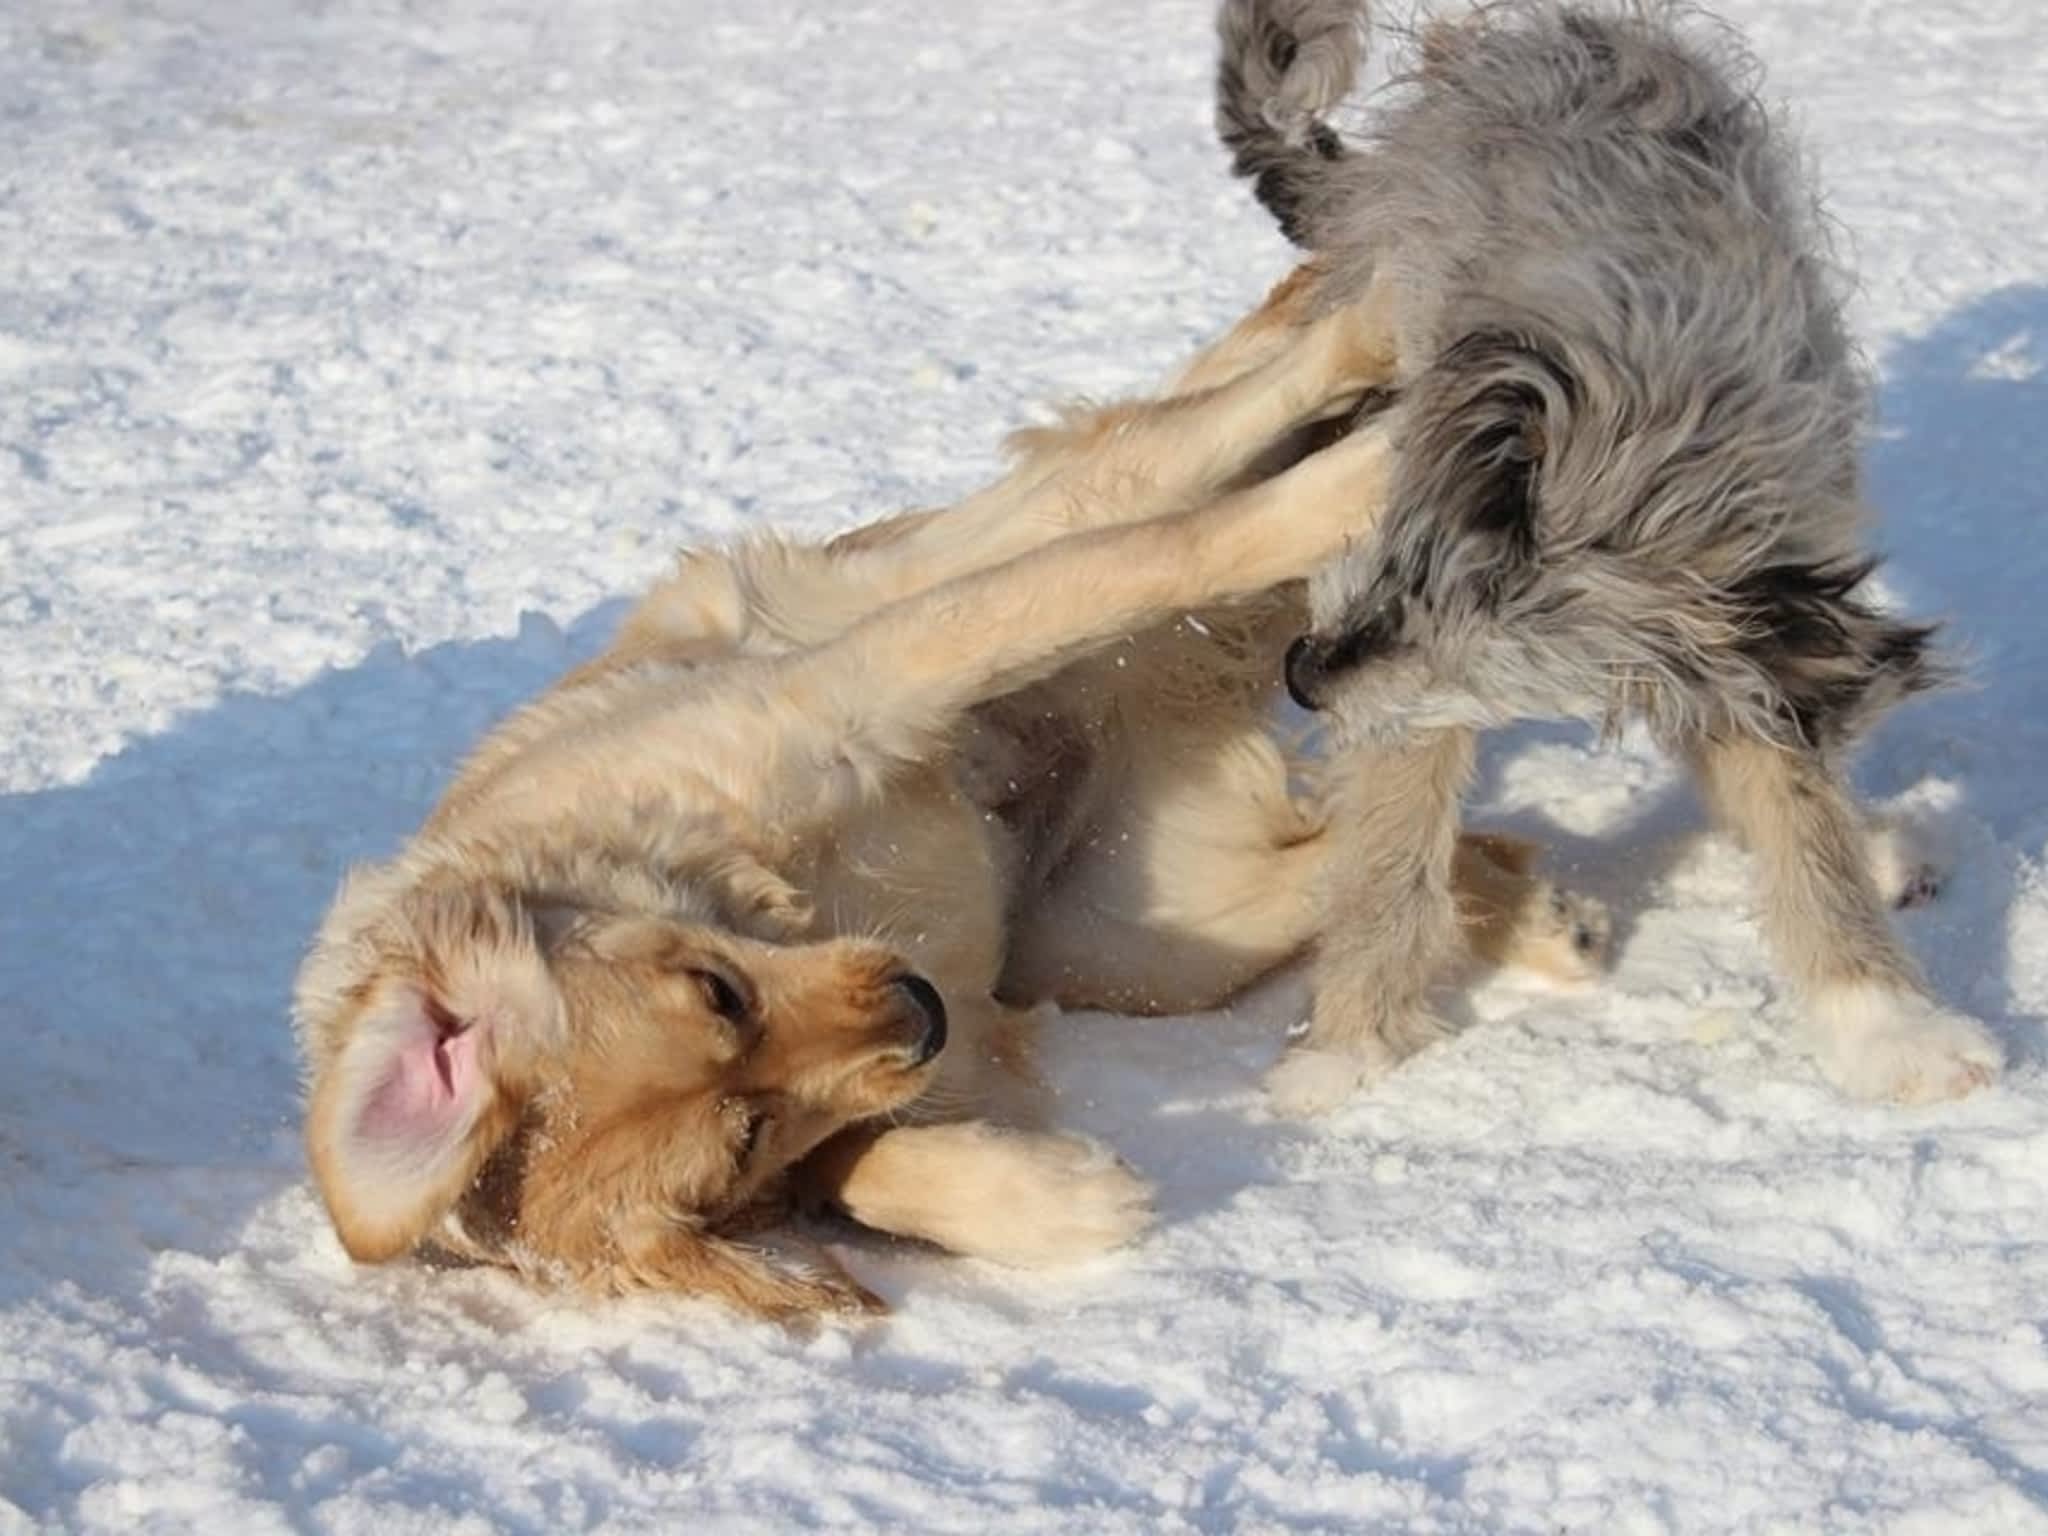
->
295;296;1609;1320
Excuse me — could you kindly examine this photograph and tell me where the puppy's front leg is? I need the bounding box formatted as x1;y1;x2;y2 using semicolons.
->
1690;735;2000;1102
1269;726;1476;1115
786;423;1397;788
802;1122;1153;1269
849;285;1399;599
1165;260;1330;396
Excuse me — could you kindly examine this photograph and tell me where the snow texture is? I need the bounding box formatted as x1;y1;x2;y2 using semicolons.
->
3;0;2047;1530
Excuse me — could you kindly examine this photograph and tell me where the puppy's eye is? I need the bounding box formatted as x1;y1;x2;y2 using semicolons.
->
689;967;748;1022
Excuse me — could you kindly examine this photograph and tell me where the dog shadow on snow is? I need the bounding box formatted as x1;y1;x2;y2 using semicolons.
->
0;607;633;1523
0;286;2044;1520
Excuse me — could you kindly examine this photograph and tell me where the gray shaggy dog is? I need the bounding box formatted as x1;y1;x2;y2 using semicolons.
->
1213;0;2000;1112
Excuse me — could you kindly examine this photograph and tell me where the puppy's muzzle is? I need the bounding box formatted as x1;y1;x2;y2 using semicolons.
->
1286;608;1405;711
892;974;948;1065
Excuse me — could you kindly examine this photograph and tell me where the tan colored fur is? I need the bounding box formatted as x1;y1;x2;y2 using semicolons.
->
1690;737;1996;1102
297;290;1609;1320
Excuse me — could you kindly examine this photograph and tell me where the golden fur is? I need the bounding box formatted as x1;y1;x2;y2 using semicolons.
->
295;291;1611;1320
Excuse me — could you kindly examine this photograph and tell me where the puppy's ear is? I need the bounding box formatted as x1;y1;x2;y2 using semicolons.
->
305;888;561;1264
1403;326;1576;603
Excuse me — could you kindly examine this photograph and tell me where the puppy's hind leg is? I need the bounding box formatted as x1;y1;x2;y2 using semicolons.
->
1690;735;1999;1102
1454;832;1613;988
1003;751;1613;1017
1268;726;1477;1116
1001;760;1330;1016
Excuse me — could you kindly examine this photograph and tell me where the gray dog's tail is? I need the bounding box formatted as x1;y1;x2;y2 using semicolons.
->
1216;0;1368;244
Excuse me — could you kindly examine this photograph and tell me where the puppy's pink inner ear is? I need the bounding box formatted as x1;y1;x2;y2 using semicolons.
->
358;992;487;1145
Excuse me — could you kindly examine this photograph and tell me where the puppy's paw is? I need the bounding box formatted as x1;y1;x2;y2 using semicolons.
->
1508;883;1614;986
939;1131;1152;1268
838;1123;1151;1268
1813;987;2002;1104
1291;285;1398;409
773;1265;889;1325
1864;815;1948;910
1264;1045;1385;1117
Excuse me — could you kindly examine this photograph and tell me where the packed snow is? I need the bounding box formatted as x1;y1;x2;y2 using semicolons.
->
4;0;2047;1530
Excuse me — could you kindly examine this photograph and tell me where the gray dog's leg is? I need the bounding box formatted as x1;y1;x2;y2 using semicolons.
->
1268;724;1475;1114
1691;735;2000;1101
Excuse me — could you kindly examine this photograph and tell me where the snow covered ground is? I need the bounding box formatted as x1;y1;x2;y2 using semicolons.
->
3;0;2047;1528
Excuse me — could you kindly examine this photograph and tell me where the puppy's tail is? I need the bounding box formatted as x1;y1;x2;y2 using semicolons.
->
1215;0;1368;244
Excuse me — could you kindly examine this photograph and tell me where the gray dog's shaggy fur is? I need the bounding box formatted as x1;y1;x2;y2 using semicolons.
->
1214;0;2001;1111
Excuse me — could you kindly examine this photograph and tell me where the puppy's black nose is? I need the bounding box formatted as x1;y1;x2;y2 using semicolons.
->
894;973;948;1064
1284;635;1327;711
